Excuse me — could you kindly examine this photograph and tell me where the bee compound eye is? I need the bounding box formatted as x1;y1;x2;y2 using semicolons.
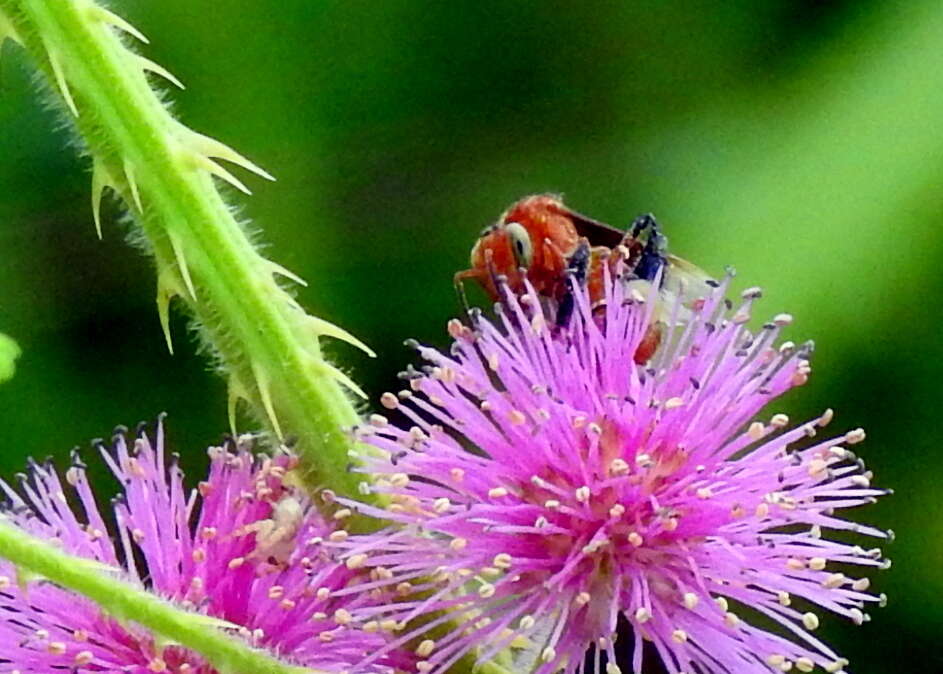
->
505;222;534;268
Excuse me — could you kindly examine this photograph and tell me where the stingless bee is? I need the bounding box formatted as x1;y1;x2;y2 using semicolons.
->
454;194;713;362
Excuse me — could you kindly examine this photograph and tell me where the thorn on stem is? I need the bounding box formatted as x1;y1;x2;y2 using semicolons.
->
252;363;283;439
307;316;376;358
123;160;143;212
92;6;149;44
137;56;185;89
167;232;196;301
193;154;252;195
90;158;117;239
313;359;368;399
267;260;307;287
227;377;249;438
47;47;79;117
156;273;176;355
184;128;275;182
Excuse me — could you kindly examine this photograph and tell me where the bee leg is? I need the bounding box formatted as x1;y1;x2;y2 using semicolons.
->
618;213;652;272
567;238;591;284
633;322;664;364
556;285;576;330
556;239;591;329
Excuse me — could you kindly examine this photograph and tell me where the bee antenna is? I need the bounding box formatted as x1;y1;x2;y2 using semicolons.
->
630;213;658;237
453;274;474;324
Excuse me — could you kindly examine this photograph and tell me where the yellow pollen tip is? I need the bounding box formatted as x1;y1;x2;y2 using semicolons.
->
478;583;496;598
796;657;815;672
802;612;820;630
823;573;846;589
748;422;765;440
493;553;512;569
345;554;367;570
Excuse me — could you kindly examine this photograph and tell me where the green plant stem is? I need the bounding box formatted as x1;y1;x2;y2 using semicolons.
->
0;522;317;674
0;0;373;504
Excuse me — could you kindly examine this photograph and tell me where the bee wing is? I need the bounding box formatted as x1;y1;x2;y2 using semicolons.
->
564;206;626;248
664;254;715;306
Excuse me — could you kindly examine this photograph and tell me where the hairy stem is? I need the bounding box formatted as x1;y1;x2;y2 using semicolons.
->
0;522;317;674
0;0;373;503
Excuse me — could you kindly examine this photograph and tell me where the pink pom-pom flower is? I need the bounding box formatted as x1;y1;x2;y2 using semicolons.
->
340;267;890;674
0;424;403;673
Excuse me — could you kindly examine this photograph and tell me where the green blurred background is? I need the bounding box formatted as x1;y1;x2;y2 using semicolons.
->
0;1;939;671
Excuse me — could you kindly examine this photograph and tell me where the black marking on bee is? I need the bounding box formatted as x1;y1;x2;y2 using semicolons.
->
556;239;592;329
629;213;668;283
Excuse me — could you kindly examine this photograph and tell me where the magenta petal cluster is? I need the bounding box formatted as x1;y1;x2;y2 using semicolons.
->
342;269;889;674
0;424;401;673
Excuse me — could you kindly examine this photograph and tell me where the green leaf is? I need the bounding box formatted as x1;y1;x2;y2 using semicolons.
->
0;333;20;384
